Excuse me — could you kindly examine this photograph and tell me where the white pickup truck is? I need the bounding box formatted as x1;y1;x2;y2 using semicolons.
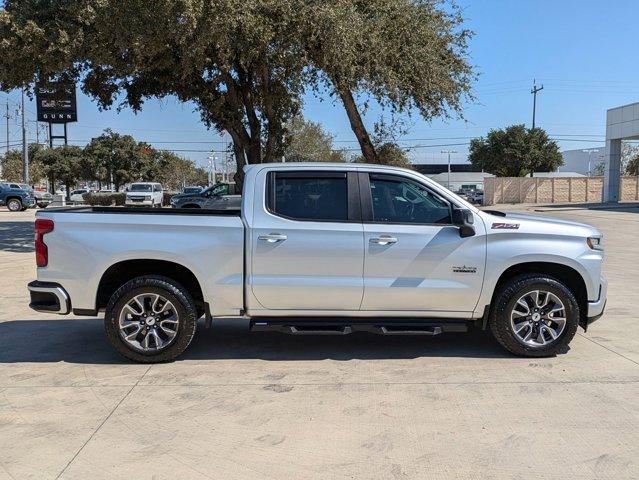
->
27;163;607;362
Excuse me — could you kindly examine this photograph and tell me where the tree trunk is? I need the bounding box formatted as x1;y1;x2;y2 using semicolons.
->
229;129;248;191
337;86;378;163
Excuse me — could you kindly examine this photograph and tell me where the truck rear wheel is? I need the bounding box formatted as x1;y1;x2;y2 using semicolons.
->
7;198;22;212
105;275;198;363
489;274;579;357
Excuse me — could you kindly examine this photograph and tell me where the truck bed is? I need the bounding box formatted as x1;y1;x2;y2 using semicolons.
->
35;206;245;316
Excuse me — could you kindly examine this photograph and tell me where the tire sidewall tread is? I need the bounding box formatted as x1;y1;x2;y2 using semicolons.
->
489;273;580;357
105;275;198;363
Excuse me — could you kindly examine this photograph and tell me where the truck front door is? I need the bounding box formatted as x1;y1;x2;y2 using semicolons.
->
359;172;485;313
249;170;364;311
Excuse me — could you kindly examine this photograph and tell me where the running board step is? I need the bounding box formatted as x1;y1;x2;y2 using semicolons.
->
250;320;468;336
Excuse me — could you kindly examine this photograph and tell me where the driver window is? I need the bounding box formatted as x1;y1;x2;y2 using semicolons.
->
369;174;451;224
210;184;229;196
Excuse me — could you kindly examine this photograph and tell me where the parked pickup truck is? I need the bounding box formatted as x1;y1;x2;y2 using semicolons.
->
27;163;607;363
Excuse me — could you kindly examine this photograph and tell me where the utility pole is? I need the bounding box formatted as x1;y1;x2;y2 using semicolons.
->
4;101;9;153
531;79;544;129
21;88;29;184
441;150;457;190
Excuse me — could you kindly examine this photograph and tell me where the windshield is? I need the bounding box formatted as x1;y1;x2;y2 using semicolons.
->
129;184;153;192
19;184;33;192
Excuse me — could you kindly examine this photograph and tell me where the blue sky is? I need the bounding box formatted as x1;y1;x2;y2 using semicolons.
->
2;0;638;168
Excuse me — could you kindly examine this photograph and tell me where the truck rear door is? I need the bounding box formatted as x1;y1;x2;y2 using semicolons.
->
249;170;364;310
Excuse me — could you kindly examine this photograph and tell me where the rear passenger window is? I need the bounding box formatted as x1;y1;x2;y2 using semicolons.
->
268;172;348;222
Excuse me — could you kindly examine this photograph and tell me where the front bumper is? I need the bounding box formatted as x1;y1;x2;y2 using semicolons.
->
585;276;607;328
126;198;153;206
27;281;70;314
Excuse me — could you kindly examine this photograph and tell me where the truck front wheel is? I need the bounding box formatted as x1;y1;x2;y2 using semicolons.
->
105;275;198;363
489;274;579;357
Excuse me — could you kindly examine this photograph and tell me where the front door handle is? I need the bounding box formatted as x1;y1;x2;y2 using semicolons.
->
370;235;398;245
258;233;288;243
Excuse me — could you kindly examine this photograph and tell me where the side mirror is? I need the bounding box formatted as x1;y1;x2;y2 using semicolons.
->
451;207;475;238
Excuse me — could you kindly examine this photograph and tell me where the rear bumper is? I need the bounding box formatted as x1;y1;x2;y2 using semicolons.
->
585;276;607;327
27;281;71;314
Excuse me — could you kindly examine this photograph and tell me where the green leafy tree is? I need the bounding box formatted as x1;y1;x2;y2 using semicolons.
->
284;116;346;163
469;125;563;177
83;130;147;191
0;0;474;187
354;142;412;169
622;144;639;176
35;145;84;199
1;144;47;184
153;151;208;190
302;0;473;163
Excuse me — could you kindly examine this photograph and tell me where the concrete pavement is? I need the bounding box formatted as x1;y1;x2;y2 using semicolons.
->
0;206;638;479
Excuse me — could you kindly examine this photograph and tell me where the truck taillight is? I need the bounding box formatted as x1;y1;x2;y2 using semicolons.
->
35;219;54;267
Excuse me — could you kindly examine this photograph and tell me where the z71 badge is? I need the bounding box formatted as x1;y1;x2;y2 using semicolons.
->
491;222;520;230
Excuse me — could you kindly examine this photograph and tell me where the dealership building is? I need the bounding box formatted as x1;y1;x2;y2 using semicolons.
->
604;101;639;202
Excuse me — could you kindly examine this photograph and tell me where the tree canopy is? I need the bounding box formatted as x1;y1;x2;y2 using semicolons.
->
1;131;207;193
0;0;473;184
468;125;563;177
283;115;346;163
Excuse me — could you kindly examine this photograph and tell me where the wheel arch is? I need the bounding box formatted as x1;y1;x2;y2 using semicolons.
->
6;196;23;205
96;259;205;315
490;262;588;326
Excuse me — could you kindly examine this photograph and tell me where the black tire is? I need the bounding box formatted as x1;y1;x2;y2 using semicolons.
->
38;203;48;208
489;273;579;357
7;198;22;212
105;275;198;363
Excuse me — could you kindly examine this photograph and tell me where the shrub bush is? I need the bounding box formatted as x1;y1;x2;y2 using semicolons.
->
163;192;176;206
82;192;126;206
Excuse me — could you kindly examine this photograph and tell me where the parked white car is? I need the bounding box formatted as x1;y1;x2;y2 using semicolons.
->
70;189;90;204
125;182;164;207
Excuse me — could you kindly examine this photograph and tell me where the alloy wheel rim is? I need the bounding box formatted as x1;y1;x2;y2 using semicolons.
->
118;293;179;352
510;290;566;347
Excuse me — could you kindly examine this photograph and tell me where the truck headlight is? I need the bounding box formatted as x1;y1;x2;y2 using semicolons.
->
145;195;151;200
587;237;603;251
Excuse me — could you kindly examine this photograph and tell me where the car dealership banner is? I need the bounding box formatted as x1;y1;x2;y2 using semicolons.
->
36;83;78;123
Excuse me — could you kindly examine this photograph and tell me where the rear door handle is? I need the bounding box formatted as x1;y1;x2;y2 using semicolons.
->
258;233;288;243
370;235;398;245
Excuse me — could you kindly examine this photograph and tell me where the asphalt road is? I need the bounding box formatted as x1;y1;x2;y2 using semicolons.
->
0;205;638;479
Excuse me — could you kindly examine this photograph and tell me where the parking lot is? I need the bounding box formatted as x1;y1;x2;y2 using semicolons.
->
1;205;638;479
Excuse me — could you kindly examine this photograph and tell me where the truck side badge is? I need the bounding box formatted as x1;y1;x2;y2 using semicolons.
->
492;223;520;230
453;266;477;274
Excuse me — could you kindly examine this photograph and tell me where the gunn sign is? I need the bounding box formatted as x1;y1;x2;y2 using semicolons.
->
36;83;78;123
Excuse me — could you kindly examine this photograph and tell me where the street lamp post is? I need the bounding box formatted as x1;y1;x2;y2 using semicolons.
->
441;150;457;190
207;154;218;186
582;149;599;177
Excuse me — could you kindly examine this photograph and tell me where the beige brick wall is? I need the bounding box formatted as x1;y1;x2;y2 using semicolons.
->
620;177;639;201
536;178;553;203
483;176;605;205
